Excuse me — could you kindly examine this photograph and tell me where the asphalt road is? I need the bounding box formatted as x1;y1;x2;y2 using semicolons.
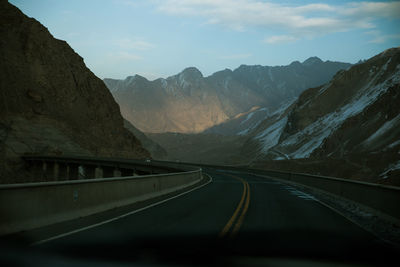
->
3;168;398;266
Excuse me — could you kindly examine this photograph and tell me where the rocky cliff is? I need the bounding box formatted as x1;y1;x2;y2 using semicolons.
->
0;1;150;183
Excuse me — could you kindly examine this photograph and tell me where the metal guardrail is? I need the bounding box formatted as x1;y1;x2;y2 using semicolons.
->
22;155;193;176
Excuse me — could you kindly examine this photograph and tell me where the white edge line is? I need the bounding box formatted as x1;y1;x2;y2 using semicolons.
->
31;174;213;246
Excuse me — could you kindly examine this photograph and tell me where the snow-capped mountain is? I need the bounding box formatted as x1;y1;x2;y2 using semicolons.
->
244;47;400;183
104;59;351;133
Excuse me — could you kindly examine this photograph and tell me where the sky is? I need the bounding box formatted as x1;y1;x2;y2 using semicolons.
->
9;0;400;80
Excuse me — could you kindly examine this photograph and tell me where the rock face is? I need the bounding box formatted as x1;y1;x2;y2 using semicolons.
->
123;119;167;159
105;69;232;134
0;1;150;183
104;58;350;134
244;47;400;184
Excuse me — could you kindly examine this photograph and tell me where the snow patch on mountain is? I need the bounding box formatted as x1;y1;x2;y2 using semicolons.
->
237;108;269;135
380;160;400;179
241;112;256;125
281;113;334;158
256;117;288;152
160;79;167;89
223;76;231;91
363;114;400;146
387;140;400;149
263;63;400;159
317;82;332;96
271;99;296;116
237;121;261;136
178;74;190;90
382;58;392;72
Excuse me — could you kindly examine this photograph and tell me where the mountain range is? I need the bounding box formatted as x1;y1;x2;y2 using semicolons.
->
148;48;400;185
104;59;351;133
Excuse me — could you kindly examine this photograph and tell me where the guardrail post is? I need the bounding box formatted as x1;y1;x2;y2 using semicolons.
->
58;163;68;181
42;161;51;180
94;167;103;178
113;168;122;177
83;165;95;179
102;166;114;178
28;161;44;180
120;168;133;177
78;165;85;179
53;162;59;181
67;164;79;180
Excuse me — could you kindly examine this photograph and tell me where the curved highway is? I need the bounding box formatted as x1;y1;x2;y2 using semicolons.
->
2;168;398;266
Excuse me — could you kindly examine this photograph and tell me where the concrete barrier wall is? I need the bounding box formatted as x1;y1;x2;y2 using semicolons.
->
0;170;202;236
156;160;400;224
247;169;400;224
289;172;400;222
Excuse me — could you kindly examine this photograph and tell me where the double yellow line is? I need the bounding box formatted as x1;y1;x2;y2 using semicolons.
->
219;175;250;238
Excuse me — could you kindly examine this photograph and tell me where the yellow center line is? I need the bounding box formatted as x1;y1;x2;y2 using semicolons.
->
231;180;250;237
218;176;246;238
219;175;251;238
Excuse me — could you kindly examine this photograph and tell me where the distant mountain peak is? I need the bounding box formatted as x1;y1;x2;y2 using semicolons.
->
180;67;203;78
290;60;302;66
126;74;147;81
123;74;149;87
302;57;323;66
212;68;233;77
377;46;400;59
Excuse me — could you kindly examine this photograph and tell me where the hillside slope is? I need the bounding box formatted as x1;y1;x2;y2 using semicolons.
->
244;48;400;184
123;119;167;159
0;1;150;183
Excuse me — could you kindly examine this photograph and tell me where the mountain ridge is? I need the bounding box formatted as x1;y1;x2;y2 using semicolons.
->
105;57;351;133
105;56;338;84
242;47;400;184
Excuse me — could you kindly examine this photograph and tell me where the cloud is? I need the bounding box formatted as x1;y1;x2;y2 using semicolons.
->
110;51;142;61
115;38;155;50
219;53;252;59
107;38;153;63
366;30;400;44
339;2;400;18
154;0;400;38
264;35;298;44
